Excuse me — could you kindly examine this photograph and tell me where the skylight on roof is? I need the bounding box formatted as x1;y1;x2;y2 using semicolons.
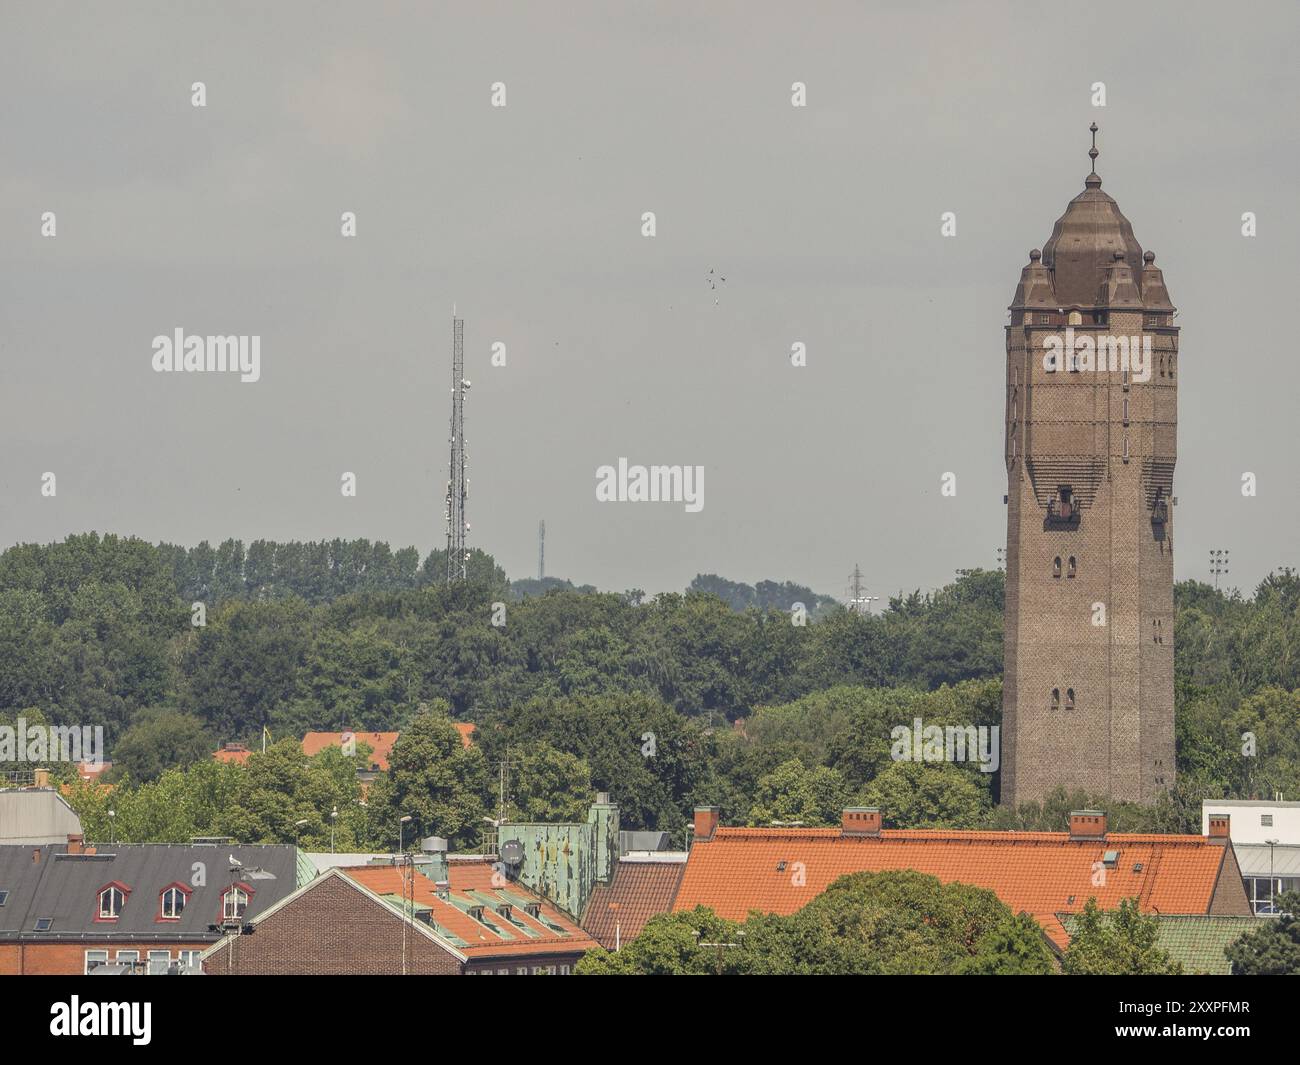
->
34;917;53;931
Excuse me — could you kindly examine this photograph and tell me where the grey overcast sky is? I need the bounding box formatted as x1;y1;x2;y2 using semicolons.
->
2;1;1297;601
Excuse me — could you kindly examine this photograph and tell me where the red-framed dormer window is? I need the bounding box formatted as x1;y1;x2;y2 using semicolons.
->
96;882;131;922
221;883;253;923
157;882;192;922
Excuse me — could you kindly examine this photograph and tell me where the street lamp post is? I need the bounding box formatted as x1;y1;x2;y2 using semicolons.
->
399;814;412;854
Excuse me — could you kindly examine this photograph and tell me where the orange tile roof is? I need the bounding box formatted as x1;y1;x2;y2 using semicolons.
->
582;858;687;949
674;827;1234;948
340;858;598;958
454;722;476;749
213;743;252;765
301;731;399;771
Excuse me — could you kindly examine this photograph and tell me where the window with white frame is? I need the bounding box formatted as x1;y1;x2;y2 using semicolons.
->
222;887;249;921
98;886;125;919
84;950;109;973
161;886;186;919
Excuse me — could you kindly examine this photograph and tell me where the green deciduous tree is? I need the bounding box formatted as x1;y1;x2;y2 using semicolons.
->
1062;897;1183;975
1227;891;1300;975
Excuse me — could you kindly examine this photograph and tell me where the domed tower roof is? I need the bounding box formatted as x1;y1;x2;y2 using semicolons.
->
1039;124;1145;309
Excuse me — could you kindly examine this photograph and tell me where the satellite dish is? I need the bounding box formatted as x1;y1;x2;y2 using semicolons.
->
500;839;525;866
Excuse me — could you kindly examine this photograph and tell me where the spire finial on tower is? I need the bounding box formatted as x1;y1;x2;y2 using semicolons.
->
1088;122;1099;174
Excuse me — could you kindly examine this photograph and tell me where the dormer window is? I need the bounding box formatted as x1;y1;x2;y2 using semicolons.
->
1067;311;1083;325
160;885;189;920
222;886;249;922
98;885;126;920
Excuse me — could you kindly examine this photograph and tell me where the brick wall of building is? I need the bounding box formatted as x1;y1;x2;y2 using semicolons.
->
1208;846;1255;916
0;940;210;975
203;874;462;975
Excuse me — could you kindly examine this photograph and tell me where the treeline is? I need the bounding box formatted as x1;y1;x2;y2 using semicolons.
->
0;533;1004;745
3;534;1299;842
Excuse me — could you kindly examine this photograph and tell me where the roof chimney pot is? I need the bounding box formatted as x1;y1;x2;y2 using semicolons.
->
842;808;883;837
1068;810;1107;841
1207;815;1230;843
693;806;720;842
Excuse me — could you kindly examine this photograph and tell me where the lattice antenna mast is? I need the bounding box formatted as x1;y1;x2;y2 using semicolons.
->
846;564;878;615
444;314;470;583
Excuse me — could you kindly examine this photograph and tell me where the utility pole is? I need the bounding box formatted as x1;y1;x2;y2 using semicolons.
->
695;930;746;974
445;312;470;583
538;520;545;581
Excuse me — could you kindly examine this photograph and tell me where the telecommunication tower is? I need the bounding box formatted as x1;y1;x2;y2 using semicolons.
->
444;314;470;583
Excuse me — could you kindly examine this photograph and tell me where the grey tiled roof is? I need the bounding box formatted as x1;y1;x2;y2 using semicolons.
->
0;843;302;941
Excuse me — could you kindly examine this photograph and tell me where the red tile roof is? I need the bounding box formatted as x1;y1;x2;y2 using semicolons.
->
582;858;687;949
674;827;1236;948
340;858;598;958
301;731;399;771
212;743;252;765
453;722;476;749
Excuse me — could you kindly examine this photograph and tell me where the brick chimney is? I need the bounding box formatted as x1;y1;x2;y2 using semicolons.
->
1207;814;1231;844
693;806;720;841
1068;810;1107;840
66;833;84;855
33;767;50;788
842;807;882;837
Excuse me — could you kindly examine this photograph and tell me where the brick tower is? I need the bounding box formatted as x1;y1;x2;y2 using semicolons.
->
1001;125;1177;806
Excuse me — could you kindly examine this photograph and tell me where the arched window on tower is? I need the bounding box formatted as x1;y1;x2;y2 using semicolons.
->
1053;557;1062;578
1051;688;1060;711
1068;311;1083;326
1067;556;1077;578
1066;688;1075;710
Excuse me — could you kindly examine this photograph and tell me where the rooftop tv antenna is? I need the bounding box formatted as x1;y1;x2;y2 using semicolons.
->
538;520;545;580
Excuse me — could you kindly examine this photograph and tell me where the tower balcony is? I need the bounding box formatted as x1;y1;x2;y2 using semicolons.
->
1045;492;1081;529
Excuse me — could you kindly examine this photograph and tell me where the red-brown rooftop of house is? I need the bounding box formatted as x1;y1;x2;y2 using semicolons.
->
341;858;598;958
673;808;1251;948
582;856;687;949
301;731;400;771
212;742;252;765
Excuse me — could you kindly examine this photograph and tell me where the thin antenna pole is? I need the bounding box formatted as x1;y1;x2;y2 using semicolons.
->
538;520;545;581
445;315;468;583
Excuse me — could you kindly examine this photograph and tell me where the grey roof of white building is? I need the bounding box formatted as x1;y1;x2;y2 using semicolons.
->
1233;843;1300;879
0;789;83;845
